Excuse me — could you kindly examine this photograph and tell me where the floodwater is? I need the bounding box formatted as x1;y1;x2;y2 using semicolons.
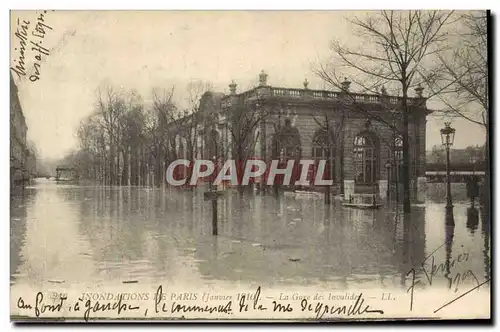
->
10;179;490;293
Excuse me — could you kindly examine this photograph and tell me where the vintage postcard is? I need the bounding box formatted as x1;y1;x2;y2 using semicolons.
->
10;10;491;322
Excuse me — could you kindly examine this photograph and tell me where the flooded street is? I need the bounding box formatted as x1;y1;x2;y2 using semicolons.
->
10;179;490;294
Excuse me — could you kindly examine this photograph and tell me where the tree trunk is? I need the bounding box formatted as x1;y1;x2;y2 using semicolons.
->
402;88;412;213
156;145;161;187
324;144;331;205
237;147;245;195
116;147;121;186
122;146;129;186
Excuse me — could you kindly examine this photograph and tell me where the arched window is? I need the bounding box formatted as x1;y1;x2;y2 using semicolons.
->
282;134;299;159
272;118;301;161
354;133;378;184
312;129;335;181
272;119;302;186
392;135;403;183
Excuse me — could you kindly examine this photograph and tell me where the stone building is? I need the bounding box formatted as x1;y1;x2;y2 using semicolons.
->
10;73;34;188
174;71;431;200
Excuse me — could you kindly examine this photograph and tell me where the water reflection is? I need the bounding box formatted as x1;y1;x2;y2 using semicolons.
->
466;207;479;235
480;206;490;282
10;190;33;284
444;224;455;285
9;180;490;292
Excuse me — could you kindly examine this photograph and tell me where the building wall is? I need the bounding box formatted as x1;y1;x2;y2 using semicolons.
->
194;81;430;196
254;108;426;184
10;74;29;187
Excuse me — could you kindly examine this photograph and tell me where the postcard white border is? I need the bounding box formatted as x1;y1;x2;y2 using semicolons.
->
2;1;498;331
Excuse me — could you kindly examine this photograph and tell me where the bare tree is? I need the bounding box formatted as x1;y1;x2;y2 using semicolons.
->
182;80;213;162
149;86;176;187
120;90;146;185
96;86;130;185
316;10;454;212
226;97;270;193
311;105;346;204
152;81;212;187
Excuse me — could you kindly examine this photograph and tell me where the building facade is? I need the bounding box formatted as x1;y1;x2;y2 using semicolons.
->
173;71;431;200
10;74;35;189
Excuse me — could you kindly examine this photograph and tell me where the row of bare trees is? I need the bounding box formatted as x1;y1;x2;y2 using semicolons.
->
67;80;271;188
68;82;212;187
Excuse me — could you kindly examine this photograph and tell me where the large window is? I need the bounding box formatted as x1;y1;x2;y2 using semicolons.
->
282;134;300;159
354;133;378;184
273;119;301;161
392;135;403;183
272;119;302;186
312;129;335;181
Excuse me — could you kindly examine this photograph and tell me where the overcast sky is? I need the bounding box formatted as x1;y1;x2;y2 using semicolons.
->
10;10;486;160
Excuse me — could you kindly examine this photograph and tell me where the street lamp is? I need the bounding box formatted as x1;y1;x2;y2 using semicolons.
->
470;155;478;176
440;122;456;224
385;160;392;200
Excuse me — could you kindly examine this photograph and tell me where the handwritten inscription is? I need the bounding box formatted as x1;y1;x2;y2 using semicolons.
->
11;11;52;82
300;293;384;319
238;286;267;312
406;242;489;313
14;286;385;321
17;292;67;318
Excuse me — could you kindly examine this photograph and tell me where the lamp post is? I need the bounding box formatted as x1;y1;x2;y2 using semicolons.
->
440;122;456;224
385;160;391;200
470;155;478;176
389;115;398;201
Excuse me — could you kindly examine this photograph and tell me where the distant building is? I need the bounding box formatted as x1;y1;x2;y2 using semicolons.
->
170;71;432;199
427;145;486;165
10;73;31;189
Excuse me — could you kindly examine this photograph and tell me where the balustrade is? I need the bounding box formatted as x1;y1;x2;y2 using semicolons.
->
221;86;423;108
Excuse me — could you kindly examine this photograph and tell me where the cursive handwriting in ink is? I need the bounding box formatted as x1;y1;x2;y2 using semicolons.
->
11;11;53;82
171;301;233;315
300;293;384;319
81;293;141;322
32;11;52;38
406;242;486;312
271;301;293;313
406;268;420;311
29;11;52;82
34;292;67;317
11;18;30;79
434;278;490;313
154;285;169;314
238;286;267;312
17;296;33;310
419;243;479;293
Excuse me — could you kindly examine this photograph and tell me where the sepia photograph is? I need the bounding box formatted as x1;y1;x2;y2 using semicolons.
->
9;9;491;322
